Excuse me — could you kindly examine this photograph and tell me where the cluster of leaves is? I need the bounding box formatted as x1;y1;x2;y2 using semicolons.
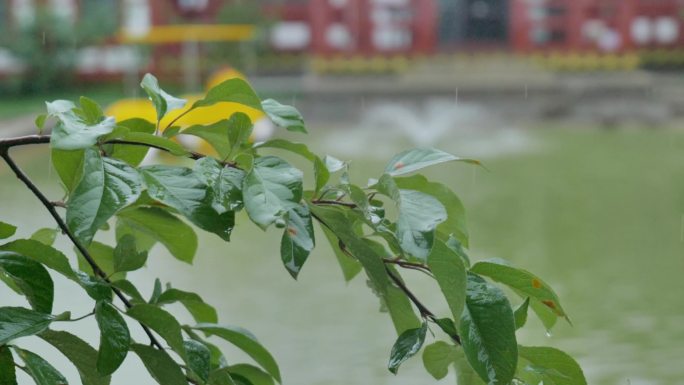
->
0;74;586;385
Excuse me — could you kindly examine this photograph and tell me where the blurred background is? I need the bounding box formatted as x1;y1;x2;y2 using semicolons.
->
1;1;684;384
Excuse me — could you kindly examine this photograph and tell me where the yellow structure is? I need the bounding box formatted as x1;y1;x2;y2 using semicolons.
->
118;25;256;44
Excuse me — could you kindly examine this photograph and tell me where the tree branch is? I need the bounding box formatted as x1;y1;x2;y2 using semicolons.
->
0;147;165;351
310;199;357;208
0;134;238;168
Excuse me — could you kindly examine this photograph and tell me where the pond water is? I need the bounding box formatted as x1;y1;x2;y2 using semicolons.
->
1;126;683;385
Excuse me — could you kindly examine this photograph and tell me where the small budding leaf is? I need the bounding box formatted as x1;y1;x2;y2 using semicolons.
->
140;73;187;122
261;99;307;133
388;322;428;374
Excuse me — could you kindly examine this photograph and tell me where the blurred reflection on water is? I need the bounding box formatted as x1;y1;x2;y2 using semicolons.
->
1;121;683;385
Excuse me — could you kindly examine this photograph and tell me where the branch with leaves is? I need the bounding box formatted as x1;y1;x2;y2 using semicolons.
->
0;74;586;385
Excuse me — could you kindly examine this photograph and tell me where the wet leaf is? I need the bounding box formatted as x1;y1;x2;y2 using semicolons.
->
51;149;85;193
280;204;315;279
141;165;235;241
395;174;469;247
470;260;568;320
243;156;303;230
50;112;116;150
95;301;130;375
261;99;306;133
194;324;281;383
67;148;142;245
192;78;262;111
140;73;186;121
427;240;467;326
40;329;110;385
193;157;245;214
0;252;54;313
127;304;185;359
459;274;517;385
157;288;218;323
109;119;156;166
112;234;148;273
385;148;479;176
184;340;211;382
116;207;198;264
229;364;275;385
130;343;186;385
0;345;17;385
14;347;68;385
387;322;427;374
517;346;587;385
253;139;328;192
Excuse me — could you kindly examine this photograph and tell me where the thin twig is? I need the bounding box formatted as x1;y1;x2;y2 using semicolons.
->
0;148;164;351
310;199;357;208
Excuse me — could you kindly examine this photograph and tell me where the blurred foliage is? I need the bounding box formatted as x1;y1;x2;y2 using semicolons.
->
0;3;115;95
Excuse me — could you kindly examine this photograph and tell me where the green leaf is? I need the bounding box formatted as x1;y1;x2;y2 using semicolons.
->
459;274;518;385
95;301;130;375
118;132;189;156
109;118;156;166
261;99;306;133
253;139;328;193
518;346;587;385
74;271;112;301
0;252;54;313
377;175;447;260
0;307;53;344
192;78;262;111
426;240;466;326
29;228;59;246
384;148;479;176
387;322;427;374
226;113;254;157
194;324;281;383
385;282;421;335
67;148;142;245
229;364;275;385
394;174;469;247
309;205;390;296
39;329;110;385
79;96;104;124
470;260;568;320
130;343;187;385
453;347;486;385
193;157;245;214
50;111;116;150
14;348;68;385
182;121;233;159
528;297;558;332
35;114;47;131
0;345;17;385
280;204;315;279
117;207;198;264
113;234;148;273
319;224;362;282
140;73;187;121
422;341;458;380
514;298;530;330
127;304;185;359
184;340;211;382
208;368;239;385
243;156;303;230
76;242;124;281
51;149;85;193
157;288;218;323
111;280;145;303
141;165;235;241
0;221;16;239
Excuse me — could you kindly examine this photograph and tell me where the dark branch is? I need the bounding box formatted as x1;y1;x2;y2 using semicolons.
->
310;199;357;208
0;148;165;350
0;134;238;168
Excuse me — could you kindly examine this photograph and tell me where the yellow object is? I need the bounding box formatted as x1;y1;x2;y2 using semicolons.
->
105;68;267;158
118;25;255;44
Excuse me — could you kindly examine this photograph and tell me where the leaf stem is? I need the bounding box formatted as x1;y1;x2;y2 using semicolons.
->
0;148;165;351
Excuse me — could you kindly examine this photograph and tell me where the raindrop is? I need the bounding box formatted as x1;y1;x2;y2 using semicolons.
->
680;214;683;242
545;331;553;338
454;87;459;105
524;84;529;100
42;31;46;46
